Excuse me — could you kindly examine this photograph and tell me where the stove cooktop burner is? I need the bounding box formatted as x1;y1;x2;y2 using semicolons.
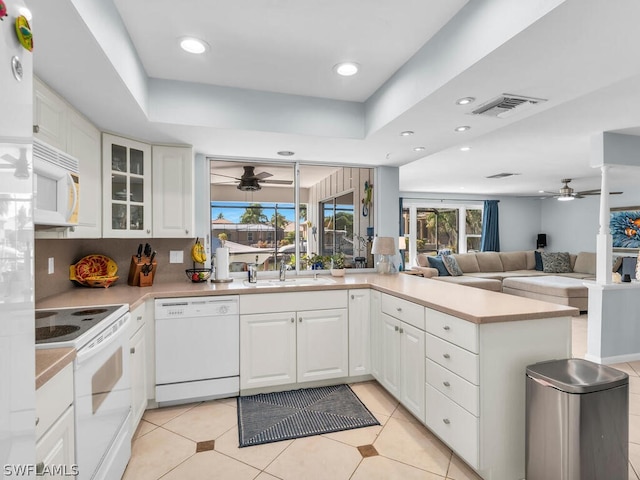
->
35;304;128;348
36;325;81;341
71;308;108;316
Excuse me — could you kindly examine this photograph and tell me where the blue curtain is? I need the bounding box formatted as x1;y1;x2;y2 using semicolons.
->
480;200;500;252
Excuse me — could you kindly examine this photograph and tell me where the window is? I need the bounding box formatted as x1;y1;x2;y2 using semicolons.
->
320;192;354;261
402;200;483;266
210;159;374;273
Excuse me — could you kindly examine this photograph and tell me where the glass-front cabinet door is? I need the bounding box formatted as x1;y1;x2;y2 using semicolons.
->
102;133;152;237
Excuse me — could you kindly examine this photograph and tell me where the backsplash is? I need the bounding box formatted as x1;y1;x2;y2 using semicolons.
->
35;238;197;301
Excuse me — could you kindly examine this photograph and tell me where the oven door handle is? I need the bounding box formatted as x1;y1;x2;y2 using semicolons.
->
76;314;130;365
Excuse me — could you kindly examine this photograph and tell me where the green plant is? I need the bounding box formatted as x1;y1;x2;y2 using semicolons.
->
331;253;345;269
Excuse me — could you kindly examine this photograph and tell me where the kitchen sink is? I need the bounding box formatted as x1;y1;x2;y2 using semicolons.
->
243;277;336;287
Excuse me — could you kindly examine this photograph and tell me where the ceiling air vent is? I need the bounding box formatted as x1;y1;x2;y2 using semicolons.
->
471;94;546;118
485;172;520;179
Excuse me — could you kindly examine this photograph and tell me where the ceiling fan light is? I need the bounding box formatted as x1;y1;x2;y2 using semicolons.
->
237;179;261;191
557;195;574;202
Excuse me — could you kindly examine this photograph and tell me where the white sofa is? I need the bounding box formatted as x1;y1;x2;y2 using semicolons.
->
414;250;596;310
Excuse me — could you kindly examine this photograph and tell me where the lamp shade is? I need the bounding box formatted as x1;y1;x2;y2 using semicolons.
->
371;236;396;255
398;236;407;250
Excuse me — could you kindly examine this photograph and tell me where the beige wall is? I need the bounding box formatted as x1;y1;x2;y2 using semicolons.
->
35;237;196;301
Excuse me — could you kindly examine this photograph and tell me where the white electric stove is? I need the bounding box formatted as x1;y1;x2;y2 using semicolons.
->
36;304;131;480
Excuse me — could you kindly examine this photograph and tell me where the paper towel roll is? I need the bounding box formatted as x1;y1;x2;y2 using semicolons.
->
216;247;230;280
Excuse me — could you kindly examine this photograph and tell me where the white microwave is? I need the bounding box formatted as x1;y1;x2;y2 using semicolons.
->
33;139;80;227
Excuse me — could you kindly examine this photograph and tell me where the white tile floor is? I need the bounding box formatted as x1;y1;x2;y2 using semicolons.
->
124;314;640;479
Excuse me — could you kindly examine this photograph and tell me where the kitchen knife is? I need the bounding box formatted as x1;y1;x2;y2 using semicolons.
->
144;243;151;258
136;244;143;263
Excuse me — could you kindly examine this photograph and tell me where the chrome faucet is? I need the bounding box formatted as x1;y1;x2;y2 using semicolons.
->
279;259;286;281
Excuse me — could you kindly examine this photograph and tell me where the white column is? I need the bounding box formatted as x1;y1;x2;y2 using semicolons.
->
596;165;612;285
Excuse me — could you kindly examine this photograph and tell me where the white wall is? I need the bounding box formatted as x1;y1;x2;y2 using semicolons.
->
498;197;543;252
542;190;640;253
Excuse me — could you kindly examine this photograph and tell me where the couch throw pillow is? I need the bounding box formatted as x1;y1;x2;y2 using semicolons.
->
541;251;573;273
427;255;450;276
441;255;463;276
534;251;544;271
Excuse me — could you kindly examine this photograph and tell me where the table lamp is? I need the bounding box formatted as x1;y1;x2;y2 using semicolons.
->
371;236;396;274
398;236;407;271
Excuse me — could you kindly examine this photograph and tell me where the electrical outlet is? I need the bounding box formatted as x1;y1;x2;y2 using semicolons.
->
48;257;54;274
169;250;184;264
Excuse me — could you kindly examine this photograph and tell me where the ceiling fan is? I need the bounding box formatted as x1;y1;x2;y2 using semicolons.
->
212;166;293;191
545;178;623;201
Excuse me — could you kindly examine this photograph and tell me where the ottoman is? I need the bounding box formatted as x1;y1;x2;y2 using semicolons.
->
502;276;589;311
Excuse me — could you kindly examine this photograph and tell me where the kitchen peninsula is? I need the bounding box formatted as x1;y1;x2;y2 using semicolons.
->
36;273;576;480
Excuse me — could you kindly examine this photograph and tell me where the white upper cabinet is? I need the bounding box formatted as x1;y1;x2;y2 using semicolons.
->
66;109;101;238
152;145;194;238
33;77;67;151
102;133;152;238
34;78;102;238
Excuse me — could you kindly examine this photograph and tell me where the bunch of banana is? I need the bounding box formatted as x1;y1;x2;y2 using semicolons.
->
191;238;207;264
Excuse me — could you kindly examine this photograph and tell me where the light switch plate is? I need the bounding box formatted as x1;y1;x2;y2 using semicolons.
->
169;250;184;264
48;257;54;274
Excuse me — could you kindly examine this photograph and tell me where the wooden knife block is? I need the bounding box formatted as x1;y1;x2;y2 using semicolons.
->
127;256;158;287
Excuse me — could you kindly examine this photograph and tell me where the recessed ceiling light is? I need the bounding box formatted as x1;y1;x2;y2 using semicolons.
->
456;97;475;105
460;146;471;152
455;126;471;132
413;147;425;152
334;62;359;77
277;150;295;156
538;190;544;193
400;131;414;136
180;37;209;54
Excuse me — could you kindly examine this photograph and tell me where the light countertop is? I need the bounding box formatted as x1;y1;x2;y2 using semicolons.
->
36;347;76;390
36;273;578;324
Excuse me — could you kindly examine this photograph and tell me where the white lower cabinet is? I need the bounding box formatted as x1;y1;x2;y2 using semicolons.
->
348;289;371;377
423;307;571;480
36;406;75;478
240;311;297;389
369;290;382;380
129;302;147;431
377;291;426;422
36;362;75;477
239;291;348;391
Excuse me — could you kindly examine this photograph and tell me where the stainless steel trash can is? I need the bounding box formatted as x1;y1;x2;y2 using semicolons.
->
526;358;628;480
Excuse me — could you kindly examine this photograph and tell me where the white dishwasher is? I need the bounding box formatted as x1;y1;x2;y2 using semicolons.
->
155;296;239;404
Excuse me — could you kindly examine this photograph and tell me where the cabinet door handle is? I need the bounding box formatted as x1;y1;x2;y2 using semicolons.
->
299;318;302;322
443;325;451;331
291;318;294;323
33;125;40;133
443;353;450;359
443;381;450;387
36;462;44;475
136;316;143;322
130;347;136;354
442;418;450;425
35;416;39;426
399;327;404;334
351;295;354;299
185;229;189;235
394;326;399;332
396;307;402;312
